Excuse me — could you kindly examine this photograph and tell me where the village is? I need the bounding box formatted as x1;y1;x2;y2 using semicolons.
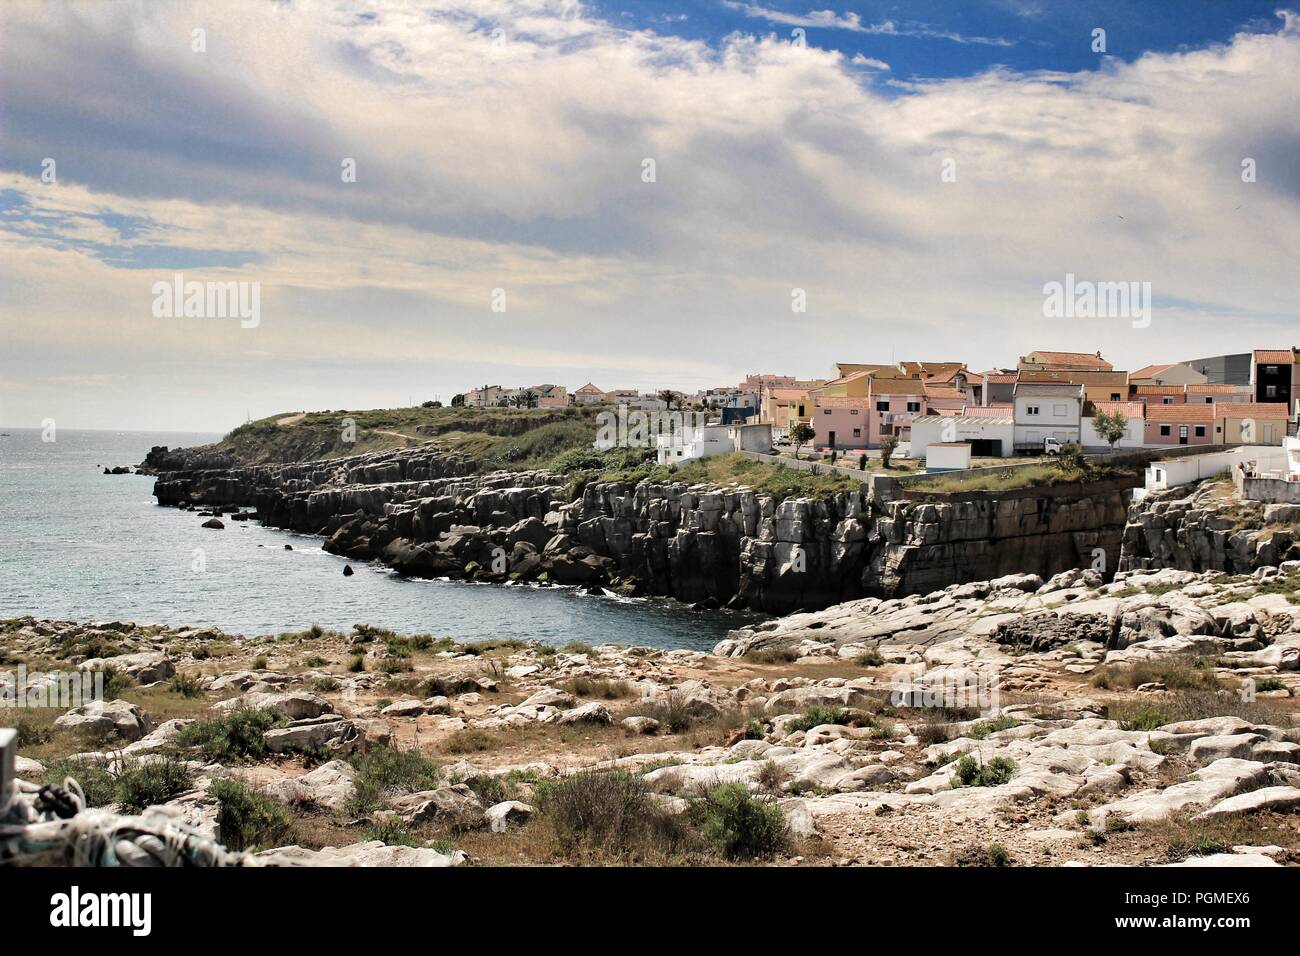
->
456;348;1300;489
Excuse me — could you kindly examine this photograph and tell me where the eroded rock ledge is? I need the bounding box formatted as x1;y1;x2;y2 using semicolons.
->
148;445;1139;614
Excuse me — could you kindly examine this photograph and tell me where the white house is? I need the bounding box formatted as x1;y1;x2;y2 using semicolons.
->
1012;383;1083;452
656;423;732;464
909;414;1014;458
1082;401;1148;450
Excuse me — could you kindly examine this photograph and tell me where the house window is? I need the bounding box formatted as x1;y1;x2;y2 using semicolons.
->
876;401;890;412
1026;404;1040;415
1053;404;1066;416
1163;397;1173;404
1195;426;1205;437
850;409;860;415
1110;393;1121;401
1266;386;1277;398
823;409;832;416
1160;425;1171;436
852;428;861;438
1266;365;1278;374
907;401;920;413
1204;397;1213;404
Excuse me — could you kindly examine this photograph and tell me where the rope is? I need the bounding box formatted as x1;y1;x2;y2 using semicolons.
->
1;776;257;867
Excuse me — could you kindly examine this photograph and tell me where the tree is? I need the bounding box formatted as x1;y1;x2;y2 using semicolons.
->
657;389;678;410
420;400;440;408
880;434;900;468
1092;409;1128;450
450;394;465;407
789;423;816;459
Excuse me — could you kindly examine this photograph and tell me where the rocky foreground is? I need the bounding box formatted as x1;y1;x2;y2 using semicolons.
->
5;563;1300;867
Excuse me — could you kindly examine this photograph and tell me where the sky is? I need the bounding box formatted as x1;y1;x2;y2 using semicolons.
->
0;0;1297;431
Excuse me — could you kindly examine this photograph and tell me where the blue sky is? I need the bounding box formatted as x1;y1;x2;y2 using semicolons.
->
0;1;1297;430
597;0;1287;77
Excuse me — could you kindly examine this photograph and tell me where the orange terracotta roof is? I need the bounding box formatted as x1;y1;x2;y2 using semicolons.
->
1088;401;1146;419
1020;370;1129;385
1132;384;1185;394
1221;403;1289;419
1025;351;1112;369
1185;384;1248;393
1130;364;1176;379
1254;349;1296;363
1144;405;1216;422
961;404;1014;417
814;396;871;409
924;386;967;400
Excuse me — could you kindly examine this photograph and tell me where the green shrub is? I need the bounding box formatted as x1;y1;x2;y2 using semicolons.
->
44;758;117;807
12;714;55;748
115;757;195;812
537;770;691;859
965;715;1020;739
986;842;1010;866
170;672;204;698
785;706;849;734
252;655;269;670
347;655;366;673
361;814;417;847
855;650;885;667
173;707;283;763
345;746;441;816
210;778;293;851
691;783;789;860
950;754;1017;788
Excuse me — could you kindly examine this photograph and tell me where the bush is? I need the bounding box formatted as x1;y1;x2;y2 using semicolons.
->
173;707;283;763
443;729;498;754
345;746;441;816
537;770;691;859
115;757;195;812
210;779;293;852
691;783;789;860
743;647;798;665
965;715;1020;739
785;706;849;734
101;665;136;700
170;672;204;698
1090;657;1218;692
562;676;631;699
44;758;117;808
361;814;417;847
12;713;55;748
950;754;1017;788
347;655;366;673
855;650;885;667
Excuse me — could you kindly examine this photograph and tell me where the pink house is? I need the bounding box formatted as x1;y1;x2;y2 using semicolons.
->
1143;404;1215;446
867;384;926;445
813;396;871;450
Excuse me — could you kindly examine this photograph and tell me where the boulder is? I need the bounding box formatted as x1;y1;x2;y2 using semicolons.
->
54;698;153;742
81;652;175;685
554;702;612;725
263;760;358;812
388;785;485;829
485;801;534;832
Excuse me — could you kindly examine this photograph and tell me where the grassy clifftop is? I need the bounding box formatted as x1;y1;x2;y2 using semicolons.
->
219;405;603;468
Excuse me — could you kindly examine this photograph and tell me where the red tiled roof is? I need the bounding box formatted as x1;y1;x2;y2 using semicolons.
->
982;373;1017;383
1088;401;1146;420
1144;405;1216;422
1130;363;1175;379
1185;384;1247;393
1220;403;1289;419
961;404;1014;417
924;386;967;400
1020;369;1129;386
1254;349;1296;364
1025;351;1112;370
1132;384;1184;394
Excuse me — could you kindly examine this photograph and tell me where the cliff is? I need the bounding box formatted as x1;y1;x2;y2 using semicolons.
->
1119;481;1300;574
150;445;1142;614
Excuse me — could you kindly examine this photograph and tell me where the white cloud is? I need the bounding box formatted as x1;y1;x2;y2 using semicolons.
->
0;1;1296;430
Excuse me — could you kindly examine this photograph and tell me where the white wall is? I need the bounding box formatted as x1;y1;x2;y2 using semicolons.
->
1146;445;1288;491
910;417;1014;457
925;444;973;471
1081;415;1147;450
1013;394;1081;448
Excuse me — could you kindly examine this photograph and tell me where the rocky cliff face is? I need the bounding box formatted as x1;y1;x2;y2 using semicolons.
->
150;447;1140;614
1119;483;1300;575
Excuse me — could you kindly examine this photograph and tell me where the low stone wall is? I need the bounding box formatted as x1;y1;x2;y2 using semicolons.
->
1243;476;1300;503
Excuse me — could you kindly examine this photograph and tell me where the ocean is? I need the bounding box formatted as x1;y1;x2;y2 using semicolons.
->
0;428;758;650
